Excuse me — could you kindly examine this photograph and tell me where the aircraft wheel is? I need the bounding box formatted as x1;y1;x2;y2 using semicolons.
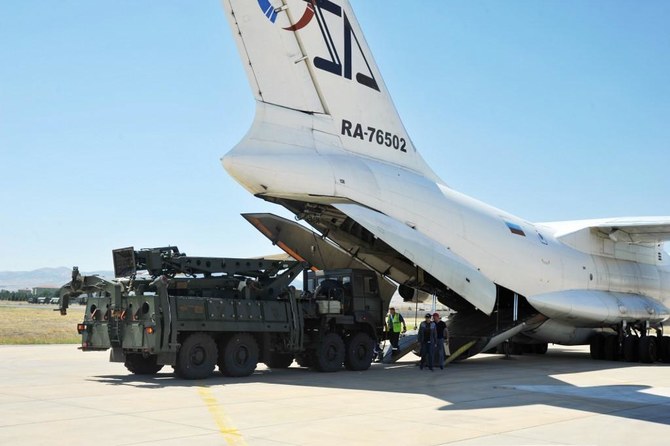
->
659;336;670;363
314;332;345;372
603;335;619;361
622;335;639;362
344;332;374;371
532;343;548;354
124;353;163;375
219;332;259;377
264;352;294;369
175;332;217;380
589;334;605;360
639;336;657;363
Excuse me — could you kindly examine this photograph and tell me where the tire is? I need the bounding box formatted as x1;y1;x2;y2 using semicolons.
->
264;352;294;369
639;336;657;363
219;333;259;377
622;335;639;362
124;353;163;375
175;332;217;380
344;332;374;371
659;336;670;363
603;335;619;361
532;343;548;355
314;332;345;372
510;342;524;355
589;334;605;360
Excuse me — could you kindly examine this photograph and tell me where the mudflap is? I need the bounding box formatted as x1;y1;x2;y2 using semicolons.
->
109;347;125;363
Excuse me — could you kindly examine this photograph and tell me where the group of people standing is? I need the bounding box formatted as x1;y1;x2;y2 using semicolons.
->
385;308;450;370
418;312;449;370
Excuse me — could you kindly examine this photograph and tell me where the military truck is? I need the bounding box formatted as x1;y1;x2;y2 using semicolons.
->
58;247;386;379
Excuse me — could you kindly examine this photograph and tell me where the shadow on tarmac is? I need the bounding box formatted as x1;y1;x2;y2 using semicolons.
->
89;347;670;426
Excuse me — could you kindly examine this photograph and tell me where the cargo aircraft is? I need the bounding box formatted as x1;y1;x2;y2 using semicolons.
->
220;0;670;362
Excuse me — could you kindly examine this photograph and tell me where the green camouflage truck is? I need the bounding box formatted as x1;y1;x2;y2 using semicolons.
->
58;247;386;379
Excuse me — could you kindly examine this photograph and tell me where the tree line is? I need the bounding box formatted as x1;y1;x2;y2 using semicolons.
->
0;289;59;301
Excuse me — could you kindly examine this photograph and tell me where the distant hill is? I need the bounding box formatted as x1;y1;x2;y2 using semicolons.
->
0;267;113;291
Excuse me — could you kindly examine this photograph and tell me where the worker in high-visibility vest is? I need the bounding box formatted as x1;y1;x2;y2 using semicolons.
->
386;307;407;355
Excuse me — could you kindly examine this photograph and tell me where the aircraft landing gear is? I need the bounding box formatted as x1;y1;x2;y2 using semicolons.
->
590;322;669;365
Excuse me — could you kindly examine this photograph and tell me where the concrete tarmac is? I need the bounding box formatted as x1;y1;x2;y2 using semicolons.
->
1;344;669;446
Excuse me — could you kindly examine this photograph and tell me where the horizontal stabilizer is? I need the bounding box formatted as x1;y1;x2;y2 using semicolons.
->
334;204;497;315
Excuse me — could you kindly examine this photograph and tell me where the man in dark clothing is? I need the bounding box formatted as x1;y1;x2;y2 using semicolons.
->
433;312;448;369
418;313;436;370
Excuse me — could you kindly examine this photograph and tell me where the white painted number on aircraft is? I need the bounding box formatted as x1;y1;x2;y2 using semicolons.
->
341;119;407;152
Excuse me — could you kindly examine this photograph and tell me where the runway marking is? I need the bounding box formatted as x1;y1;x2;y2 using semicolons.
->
198;386;247;445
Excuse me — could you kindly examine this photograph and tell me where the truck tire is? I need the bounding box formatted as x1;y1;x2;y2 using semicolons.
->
314;333;345;372
124;353;163;375
264;352;294;369
344;332;374;371
175;332;217;380
219;333;259;377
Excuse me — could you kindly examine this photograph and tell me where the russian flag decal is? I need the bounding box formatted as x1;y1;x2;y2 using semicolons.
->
506;222;526;236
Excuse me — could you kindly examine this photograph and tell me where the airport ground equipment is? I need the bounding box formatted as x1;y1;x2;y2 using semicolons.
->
58;247;388;379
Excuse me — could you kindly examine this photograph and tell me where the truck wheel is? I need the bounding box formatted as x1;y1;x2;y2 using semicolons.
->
344;332;374;371
264;352;293;369
175;332;217;380
264;352;294;369
219;333;259;377
124;353;163;375
315;333;345;372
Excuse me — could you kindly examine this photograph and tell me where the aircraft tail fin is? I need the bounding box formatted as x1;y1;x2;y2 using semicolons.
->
223;0;436;176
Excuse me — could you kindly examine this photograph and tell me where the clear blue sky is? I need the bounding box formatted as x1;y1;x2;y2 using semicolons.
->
1;1;669;271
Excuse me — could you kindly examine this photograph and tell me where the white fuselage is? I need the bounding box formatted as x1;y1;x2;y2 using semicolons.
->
223;104;670;338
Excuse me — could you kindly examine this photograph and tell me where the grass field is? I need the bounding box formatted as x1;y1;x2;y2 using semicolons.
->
0;302;83;344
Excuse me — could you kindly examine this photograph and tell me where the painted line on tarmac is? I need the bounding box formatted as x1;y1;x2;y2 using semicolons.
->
198;386;247;445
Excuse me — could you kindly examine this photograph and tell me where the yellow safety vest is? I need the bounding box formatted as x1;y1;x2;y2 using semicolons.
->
389;314;402;332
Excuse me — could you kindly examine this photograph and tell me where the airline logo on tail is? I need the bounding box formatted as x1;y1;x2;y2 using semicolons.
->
256;0;315;30
255;0;379;92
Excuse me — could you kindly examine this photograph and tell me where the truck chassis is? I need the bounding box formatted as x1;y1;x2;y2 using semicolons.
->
59;247;386;379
